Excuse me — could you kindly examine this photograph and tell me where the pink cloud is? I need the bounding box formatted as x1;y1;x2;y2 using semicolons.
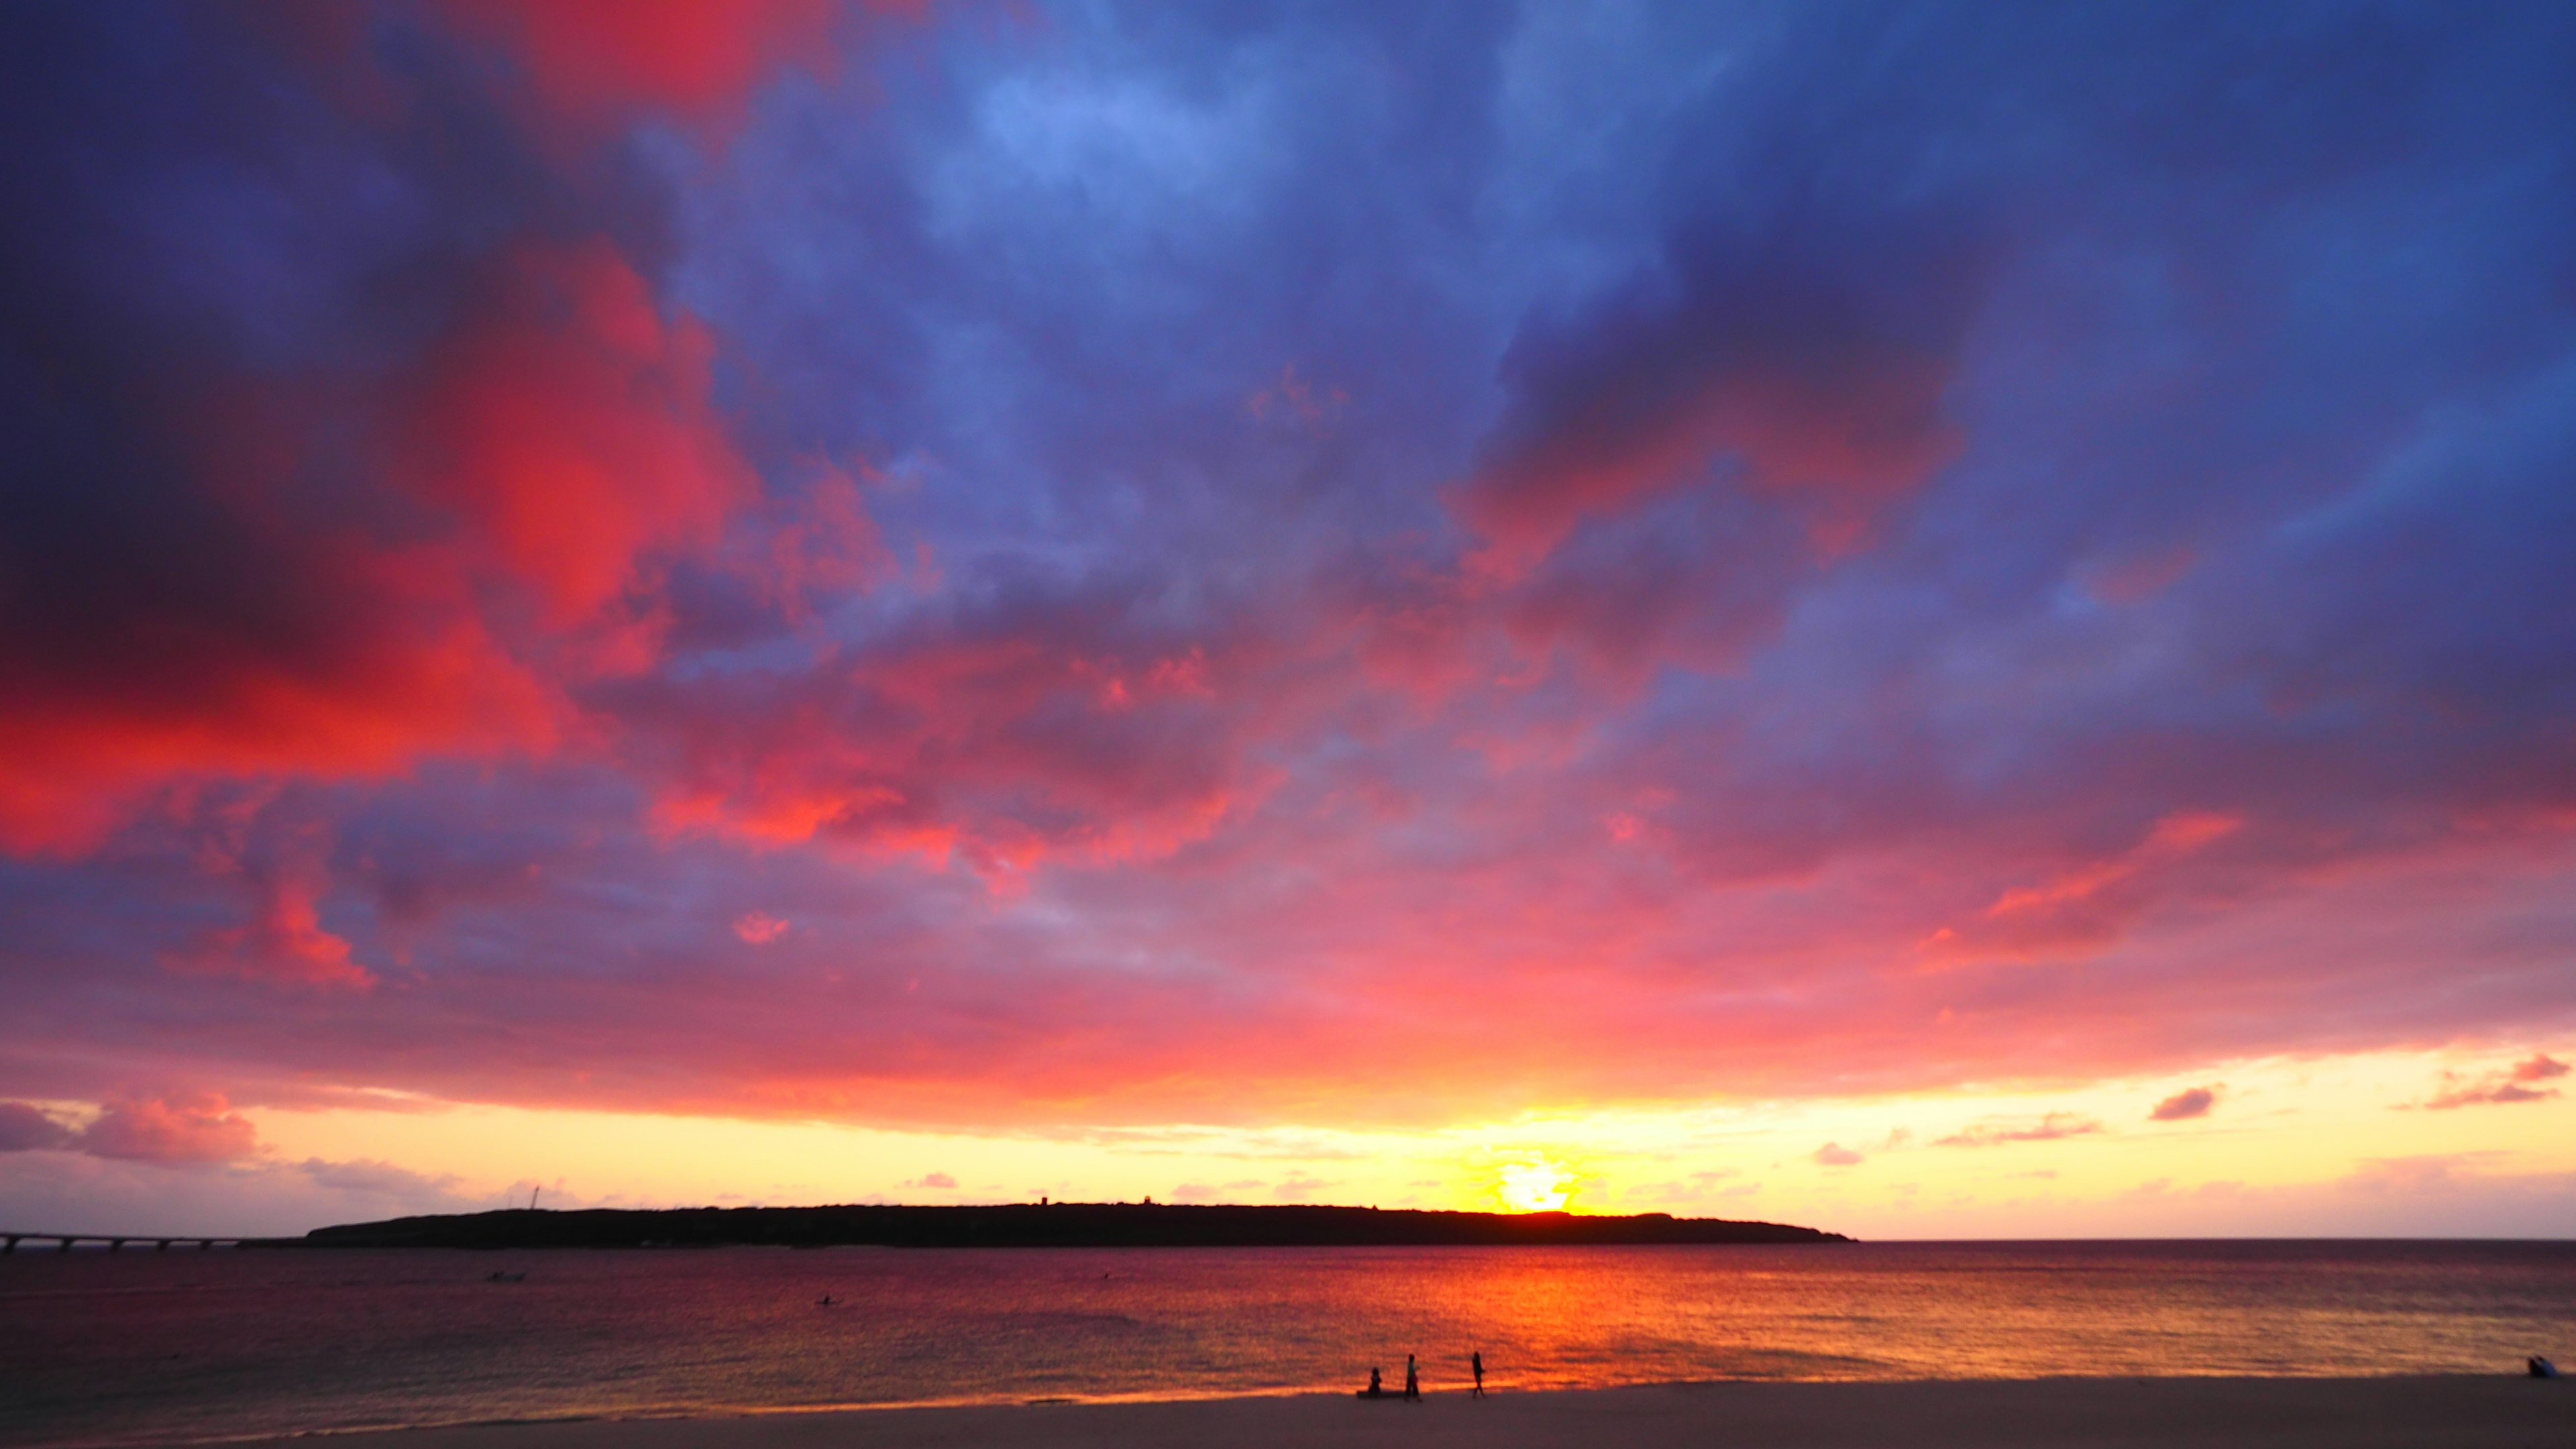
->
631;606;1277;881
170;873;373;990
162;806;373;990
733;911;791;944
1935;1114;2106;1148
1921;812;2247;963
2422;1055;2568;1110
78;1094;260;1165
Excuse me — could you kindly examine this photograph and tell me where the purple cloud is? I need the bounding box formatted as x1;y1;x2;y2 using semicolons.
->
0;2;2572;1161
0;1102;74;1152
2151;1087;2218;1122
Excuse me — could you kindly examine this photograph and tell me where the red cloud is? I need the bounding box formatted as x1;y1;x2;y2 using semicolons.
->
0;619;551;856
169;871;374;991
0;235;771;855
427;0;879;128
0;11;883;862
0;398;559;853
398;240;757;623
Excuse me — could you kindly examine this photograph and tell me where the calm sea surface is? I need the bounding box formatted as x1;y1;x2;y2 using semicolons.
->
3;1240;2571;1446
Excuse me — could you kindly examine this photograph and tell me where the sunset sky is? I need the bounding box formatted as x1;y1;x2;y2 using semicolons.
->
3;1;2574;1240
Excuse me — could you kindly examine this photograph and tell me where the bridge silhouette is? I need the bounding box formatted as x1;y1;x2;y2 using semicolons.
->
2;1230;264;1253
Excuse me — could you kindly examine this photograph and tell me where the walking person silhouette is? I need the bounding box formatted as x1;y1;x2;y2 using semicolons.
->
1470;1350;1485;1397
1403;1353;1419;1401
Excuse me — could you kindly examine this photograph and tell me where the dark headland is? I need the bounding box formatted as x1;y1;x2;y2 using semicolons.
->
288;1203;1849;1250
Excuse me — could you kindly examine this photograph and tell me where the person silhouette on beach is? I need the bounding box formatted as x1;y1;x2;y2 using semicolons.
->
1471;1350;1485;1397
1403;1353;1419;1401
1360;1367;1383;1398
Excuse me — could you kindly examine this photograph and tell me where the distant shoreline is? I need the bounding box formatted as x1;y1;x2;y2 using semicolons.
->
231;1377;2572;1449
280;1203;1851;1250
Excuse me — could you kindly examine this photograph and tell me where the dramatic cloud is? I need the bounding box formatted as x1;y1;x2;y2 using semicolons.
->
2150;1087;2218;1122
1813;1142;1864;1167
1;1;2575;1173
392;239;758;622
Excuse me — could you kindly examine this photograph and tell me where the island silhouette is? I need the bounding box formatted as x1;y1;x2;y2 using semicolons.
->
286;1203;1849;1250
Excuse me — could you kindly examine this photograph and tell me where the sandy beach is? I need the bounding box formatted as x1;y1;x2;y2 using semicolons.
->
284;1377;2569;1449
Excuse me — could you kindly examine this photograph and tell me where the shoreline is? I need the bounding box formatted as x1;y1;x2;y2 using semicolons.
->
227;1375;2571;1449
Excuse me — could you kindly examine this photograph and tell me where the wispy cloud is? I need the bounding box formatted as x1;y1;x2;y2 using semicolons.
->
2420;1055;2569;1110
1935;1114;2106;1148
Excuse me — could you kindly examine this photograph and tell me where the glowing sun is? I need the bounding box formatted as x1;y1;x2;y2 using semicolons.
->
1497;1159;1573;1213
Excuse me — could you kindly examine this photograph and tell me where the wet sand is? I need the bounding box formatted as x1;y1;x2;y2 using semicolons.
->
290;1376;2568;1448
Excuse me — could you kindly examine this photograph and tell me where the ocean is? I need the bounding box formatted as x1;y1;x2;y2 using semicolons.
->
4;1240;2571;1447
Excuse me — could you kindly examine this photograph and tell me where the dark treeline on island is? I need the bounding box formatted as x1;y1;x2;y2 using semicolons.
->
287;1203;1849;1250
